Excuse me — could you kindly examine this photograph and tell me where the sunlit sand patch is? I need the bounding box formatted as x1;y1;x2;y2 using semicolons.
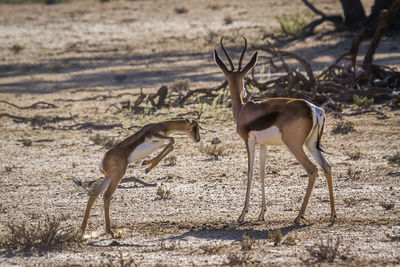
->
83;229;103;240
83;228;126;240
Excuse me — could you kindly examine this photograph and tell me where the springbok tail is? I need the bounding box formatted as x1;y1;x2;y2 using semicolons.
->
90;176;111;195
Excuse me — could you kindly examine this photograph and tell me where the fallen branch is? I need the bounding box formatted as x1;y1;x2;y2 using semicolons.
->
0;113;77;126
64;122;122;130
0;100;56;109
177;80;227;106
55;92;139;103
73;177;156;192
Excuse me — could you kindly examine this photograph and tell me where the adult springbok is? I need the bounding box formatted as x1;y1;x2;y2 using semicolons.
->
81;119;200;237
214;37;336;224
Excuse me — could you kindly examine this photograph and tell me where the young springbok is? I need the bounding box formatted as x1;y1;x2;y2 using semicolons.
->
81;119;200;237
214;37;336;224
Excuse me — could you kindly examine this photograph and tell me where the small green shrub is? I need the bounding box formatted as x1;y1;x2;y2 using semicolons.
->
10;44;25;54
352;95;374;109
276;11;315;36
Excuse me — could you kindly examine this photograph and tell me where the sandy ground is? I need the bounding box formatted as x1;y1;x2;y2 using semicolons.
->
0;0;400;266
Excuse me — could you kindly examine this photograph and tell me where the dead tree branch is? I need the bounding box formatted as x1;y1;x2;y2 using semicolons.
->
0;100;56;109
177;80;227;106
0;113;77;126
64;122;122;130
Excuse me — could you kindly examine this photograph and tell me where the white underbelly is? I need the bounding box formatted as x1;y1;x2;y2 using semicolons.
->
127;140;165;163
249;126;284;146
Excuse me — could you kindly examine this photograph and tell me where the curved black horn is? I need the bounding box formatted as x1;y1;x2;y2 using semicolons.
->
238;36;247;71
220;36;234;71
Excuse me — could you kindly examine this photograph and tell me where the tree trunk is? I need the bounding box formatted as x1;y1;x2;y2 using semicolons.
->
339;0;367;28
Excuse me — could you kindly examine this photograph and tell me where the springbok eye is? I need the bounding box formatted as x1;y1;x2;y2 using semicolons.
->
193;126;198;132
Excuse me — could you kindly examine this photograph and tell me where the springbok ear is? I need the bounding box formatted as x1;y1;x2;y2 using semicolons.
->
241;52;258;75
214;49;229;74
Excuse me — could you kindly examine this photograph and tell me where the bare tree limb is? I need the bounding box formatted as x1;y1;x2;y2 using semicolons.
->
0;100;56;109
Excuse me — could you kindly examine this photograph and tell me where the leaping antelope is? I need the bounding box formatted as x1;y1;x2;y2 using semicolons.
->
81;119;201;237
214;37;336;224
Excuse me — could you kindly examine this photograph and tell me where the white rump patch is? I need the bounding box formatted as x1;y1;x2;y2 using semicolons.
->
305;101;325;141
127;137;165;163
249;126;283;146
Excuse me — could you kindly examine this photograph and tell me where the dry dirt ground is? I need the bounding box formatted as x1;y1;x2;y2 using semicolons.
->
1;0;400;266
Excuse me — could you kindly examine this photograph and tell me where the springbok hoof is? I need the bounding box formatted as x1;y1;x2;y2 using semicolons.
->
294;215;304;224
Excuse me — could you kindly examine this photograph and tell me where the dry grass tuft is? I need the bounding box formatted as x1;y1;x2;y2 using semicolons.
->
90;133;117;149
21;138;32;147
226;252;250;266
156;185;171;200
174;7;188;14
200;244;224;254
332;121;355;135
200;144;225;160
344;197;361;206
0;215;80;254
240;234;255;251
101;251;137;267
346;150;362;160
171;79;190;92
268;229;283;246
387;152;400;165
346;167;361;180
304;237;342;263
223;16;233;25
163;155;177;166
160;240;178;251
380;202;394;210
283;233;298;245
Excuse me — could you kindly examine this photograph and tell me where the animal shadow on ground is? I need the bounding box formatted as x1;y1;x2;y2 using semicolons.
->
167;222;312;241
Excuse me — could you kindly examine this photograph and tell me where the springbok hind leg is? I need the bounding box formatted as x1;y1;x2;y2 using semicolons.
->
307;144;336;223
284;141;318;224
103;175;124;237
81;177;111;236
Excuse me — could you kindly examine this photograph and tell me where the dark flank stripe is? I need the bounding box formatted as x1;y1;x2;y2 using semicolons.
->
244;111;280;131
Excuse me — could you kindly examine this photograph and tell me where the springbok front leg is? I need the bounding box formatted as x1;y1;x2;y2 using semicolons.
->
142;134;175;173
258;145;267;221
238;139;256;223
